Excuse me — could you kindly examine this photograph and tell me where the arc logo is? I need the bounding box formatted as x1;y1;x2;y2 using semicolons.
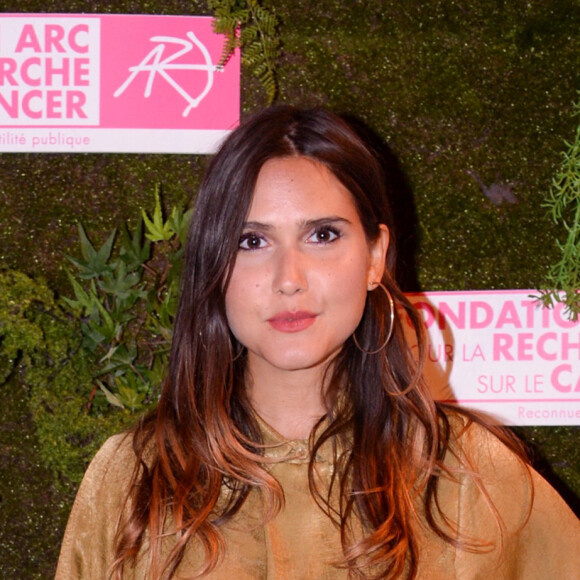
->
114;31;216;117
0;14;239;153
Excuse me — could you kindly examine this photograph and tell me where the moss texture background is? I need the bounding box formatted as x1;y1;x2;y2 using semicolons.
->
0;1;579;577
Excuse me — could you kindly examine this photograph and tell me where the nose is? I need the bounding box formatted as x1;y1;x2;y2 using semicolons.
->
272;246;308;295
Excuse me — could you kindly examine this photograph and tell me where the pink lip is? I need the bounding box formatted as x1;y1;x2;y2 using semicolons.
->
267;311;317;333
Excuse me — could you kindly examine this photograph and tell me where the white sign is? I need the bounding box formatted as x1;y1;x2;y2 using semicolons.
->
406;290;580;425
0;14;240;153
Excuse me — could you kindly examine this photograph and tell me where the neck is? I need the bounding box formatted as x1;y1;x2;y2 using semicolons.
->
246;362;328;440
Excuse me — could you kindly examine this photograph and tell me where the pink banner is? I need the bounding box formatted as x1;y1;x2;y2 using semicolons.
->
0;14;240;152
405;290;580;426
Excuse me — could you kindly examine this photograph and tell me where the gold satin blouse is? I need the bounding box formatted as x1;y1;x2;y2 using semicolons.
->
55;418;580;579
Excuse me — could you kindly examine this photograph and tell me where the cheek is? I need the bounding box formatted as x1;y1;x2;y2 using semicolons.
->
224;268;262;338
328;261;370;326
224;276;244;335
347;286;369;327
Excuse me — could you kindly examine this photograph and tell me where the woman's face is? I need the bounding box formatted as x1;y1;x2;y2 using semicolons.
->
225;156;389;380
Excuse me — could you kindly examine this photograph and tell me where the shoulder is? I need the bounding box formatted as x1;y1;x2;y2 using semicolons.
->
430;413;531;531
437;411;580;576
81;432;138;493
443;410;526;474
442;413;543;525
67;431;141;528
91;432;136;466
55;432;140;580
444;414;532;525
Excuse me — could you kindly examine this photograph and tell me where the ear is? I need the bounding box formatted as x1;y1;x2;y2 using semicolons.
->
366;224;390;287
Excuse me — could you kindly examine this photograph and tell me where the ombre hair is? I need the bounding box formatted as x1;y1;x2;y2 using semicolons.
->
111;106;526;579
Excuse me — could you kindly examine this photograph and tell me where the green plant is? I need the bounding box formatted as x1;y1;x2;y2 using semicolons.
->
539;97;580;320
0;270;54;385
0;191;192;490
0;269;114;488
64;190;191;414
210;0;280;103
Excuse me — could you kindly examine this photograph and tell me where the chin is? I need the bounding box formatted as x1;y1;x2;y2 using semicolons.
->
262;347;341;373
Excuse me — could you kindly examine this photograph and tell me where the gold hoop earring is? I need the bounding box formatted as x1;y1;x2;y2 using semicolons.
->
352;282;395;355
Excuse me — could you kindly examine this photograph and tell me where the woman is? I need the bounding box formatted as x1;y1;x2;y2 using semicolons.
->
56;106;580;579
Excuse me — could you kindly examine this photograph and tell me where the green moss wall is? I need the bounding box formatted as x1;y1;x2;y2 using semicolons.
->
0;1;578;577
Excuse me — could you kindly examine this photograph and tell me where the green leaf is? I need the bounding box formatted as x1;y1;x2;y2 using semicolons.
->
89;298;120;343
168;205;193;245
116;374;147;411
67;224;116;279
538;96;580;321
97;380;125;409
63;269;95;313
142;187;174;242
119;221;151;271
98;259;144;301
209;0;280;103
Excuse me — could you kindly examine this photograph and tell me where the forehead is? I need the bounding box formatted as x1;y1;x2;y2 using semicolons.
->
247;156;359;221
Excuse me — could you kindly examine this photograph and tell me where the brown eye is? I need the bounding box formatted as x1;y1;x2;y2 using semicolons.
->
238;233;266;250
308;226;341;244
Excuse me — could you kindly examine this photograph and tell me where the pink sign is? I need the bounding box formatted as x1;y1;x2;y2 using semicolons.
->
405;290;580;426
0;14;239;152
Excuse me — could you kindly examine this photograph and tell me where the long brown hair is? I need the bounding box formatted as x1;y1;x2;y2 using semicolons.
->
111;106;526;579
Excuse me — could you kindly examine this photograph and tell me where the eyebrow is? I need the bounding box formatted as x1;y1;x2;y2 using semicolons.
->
241;216;352;231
